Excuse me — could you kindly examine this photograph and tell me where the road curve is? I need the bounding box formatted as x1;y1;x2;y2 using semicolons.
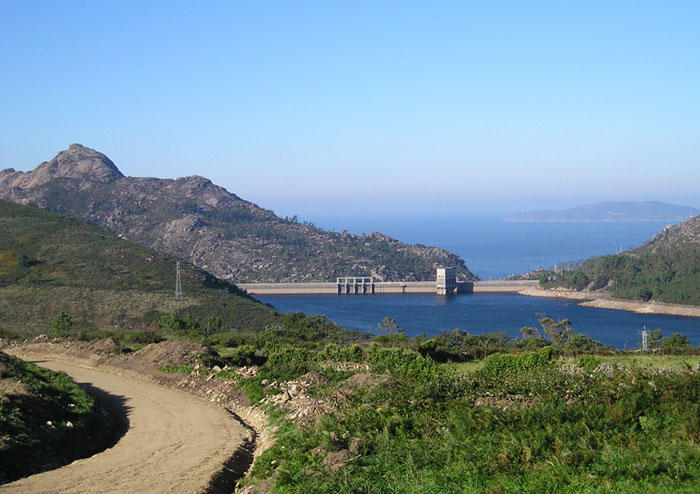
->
0;361;245;494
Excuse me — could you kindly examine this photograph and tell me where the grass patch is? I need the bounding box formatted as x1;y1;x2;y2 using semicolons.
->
158;364;196;374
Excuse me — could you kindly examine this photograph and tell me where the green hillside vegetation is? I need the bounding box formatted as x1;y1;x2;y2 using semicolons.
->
540;244;700;306
0;200;278;335
0;351;123;484
171;316;700;494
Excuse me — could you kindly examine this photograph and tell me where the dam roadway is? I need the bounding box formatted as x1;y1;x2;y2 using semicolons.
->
238;280;539;295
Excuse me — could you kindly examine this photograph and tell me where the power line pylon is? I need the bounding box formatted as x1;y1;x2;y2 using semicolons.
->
175;261;183;299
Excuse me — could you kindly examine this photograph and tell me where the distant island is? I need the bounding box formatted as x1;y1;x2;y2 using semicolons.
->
505;201;700;222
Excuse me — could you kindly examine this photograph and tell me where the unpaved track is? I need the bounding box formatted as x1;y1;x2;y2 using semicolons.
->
0;361;245;494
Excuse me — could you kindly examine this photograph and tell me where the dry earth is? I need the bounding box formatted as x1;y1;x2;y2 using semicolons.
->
1;361;244;493
0;340;272;494
519;287;700;318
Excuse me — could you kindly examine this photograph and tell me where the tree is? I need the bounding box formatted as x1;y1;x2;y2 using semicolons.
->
206;315;223;335
535;313;574;345
376;317;403;335
647;328;663;349
662;332;690;349
520;326;539;338
49;311;73;338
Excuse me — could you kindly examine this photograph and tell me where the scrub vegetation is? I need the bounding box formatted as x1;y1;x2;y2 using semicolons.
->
0;199;278;334
155;312;700;494
541;214;700;307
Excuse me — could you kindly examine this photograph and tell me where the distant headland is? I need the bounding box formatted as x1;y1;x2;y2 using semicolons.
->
505;201;700;222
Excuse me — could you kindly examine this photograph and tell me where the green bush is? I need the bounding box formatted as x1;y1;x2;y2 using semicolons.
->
577;355;601;370
263;345;315;381
228;344;258;366
368;344;441;380
482;347;553;376
318;342;365;363
48;311;73;338
417;329;511;362
662;333;691;349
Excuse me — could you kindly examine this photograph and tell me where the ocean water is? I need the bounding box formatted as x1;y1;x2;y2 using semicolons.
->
256;215;700;348
313;215;672;280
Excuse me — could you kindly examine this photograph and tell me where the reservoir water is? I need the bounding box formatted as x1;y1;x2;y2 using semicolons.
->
258;215;700;349
258;293;700;349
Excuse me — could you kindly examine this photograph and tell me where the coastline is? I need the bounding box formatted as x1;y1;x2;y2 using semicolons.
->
518;287;700;318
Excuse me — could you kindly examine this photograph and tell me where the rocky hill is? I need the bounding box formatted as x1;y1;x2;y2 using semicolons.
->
0;144;473;283
638;215;700;252
505;201;700;222
540;214;700;306
0;200;277;334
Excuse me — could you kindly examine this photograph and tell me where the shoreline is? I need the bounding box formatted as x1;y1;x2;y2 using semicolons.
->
518;287;700;318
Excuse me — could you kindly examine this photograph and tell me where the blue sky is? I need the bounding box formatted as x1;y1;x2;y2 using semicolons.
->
2;1;699;218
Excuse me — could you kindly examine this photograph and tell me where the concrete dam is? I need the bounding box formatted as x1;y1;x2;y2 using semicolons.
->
238;269;539;296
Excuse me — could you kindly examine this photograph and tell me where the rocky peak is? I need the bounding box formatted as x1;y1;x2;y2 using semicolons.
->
0;144;123;189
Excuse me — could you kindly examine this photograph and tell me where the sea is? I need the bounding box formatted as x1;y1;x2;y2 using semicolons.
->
257;215;700;348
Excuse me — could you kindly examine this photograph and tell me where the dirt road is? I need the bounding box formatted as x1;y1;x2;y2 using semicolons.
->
0;360;246;494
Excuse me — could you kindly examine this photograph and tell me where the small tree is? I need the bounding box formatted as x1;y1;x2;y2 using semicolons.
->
376;317;403;335
206;315;223;335
662;332;690;350
647;328;664;349
535;313;574;345
49;311;73;338
520;326;539;338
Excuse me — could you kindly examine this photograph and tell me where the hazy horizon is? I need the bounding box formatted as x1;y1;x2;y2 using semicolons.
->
3;1;700;218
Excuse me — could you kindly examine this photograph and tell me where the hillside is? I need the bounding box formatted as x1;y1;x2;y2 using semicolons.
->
506;201;700;222
0;144;474;283
540;214;700;305
0;200;277;334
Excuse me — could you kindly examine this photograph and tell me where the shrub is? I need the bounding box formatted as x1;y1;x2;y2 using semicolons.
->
577;355;601;370
319;343;365;363
368;344;440;380
48;311;73;338
264;345;315;381
481;347;553;376
662;333;691;349
564;333;610;352
228;344;258;366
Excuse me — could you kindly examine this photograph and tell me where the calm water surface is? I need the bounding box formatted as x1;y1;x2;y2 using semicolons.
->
314;216;672;279
258;293;700;349
264;216;700;349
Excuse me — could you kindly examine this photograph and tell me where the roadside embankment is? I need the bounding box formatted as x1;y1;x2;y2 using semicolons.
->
519;287;700;318
0;339;271;494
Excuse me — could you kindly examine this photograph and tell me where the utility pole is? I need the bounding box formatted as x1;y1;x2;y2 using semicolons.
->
641;327;648;351
175;261;183;299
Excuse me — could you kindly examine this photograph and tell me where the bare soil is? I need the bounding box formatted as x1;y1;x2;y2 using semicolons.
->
519;287;700;318
0;339;273;494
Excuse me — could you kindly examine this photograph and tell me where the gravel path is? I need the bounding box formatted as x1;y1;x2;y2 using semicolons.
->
0;361;245;494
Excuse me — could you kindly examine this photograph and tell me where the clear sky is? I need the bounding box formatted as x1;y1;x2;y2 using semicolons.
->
2;1;699;218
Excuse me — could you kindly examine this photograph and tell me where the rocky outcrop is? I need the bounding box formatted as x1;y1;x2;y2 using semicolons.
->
0;144;473;283
0;144;122;189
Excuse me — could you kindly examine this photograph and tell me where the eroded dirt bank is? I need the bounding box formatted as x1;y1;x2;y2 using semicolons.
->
519;287;700;318
0;340;272;494
0;360;244;494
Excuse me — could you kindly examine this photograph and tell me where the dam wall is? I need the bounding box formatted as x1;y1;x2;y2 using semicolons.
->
238;280;539;295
